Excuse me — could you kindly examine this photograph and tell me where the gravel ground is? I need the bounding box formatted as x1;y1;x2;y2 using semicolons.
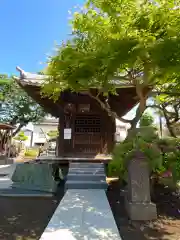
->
0;179;179;240
0;196;61;240
107;180;180;240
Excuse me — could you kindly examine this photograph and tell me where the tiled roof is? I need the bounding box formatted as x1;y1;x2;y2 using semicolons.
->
0;123;15;130
15;66;133;88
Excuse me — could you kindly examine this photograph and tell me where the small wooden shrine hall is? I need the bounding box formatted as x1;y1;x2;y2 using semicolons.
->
15;67;148;157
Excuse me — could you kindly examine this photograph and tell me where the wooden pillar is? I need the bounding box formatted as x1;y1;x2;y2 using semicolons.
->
111;118;116;150
57;110;64;156
30;130;33;147
107;117;116;153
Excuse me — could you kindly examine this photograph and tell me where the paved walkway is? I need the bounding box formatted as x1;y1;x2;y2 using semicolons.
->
40;189;122;240
0;164;15;189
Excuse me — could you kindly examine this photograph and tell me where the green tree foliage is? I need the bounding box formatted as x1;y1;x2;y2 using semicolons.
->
139;112;154;127
47;130;59;139
0;76;45;136
158;137;180;183
150;86;180;137
14;131;28;142
43;0;180;130
0;74;10;103
148;76;180;137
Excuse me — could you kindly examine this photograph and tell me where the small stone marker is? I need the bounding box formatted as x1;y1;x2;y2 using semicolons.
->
125;151;157;220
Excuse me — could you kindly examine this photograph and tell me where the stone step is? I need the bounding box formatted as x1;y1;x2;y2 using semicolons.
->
69;163;104;169
0;187;53;197
47;150;55;153
47;151;55;155
65;180;108;190
67;173;106;181
47;154;56;157
68;172;105;177
68;168;105;174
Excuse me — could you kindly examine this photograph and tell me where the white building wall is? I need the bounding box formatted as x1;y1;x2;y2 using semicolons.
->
22;117;58;147
23;130;32;147
115;119;129;142
32;124;58;145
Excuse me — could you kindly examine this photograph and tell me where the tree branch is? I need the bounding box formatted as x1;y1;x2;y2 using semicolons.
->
162;108;177;138
9;116;18;126
129;103;144;130
173;104;180;122
12;123;24;137
87;92;131;124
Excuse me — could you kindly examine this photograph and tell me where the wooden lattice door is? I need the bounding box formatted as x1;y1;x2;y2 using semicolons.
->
73;114;102;155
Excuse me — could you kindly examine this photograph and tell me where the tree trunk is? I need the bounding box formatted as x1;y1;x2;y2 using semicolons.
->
128;76;149;131
129;95;147;131
0;130;10;152
129;105;143;130
9;116;18;126
166;121;177;138
88;84;148;135
162;108;177;138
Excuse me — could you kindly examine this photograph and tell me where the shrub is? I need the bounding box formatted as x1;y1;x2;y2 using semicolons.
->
24;148;38;157
139;112;155;128
157;137;180;181
157;137;180;148
109;129;180;184
168;149;180;182
108;128;162;179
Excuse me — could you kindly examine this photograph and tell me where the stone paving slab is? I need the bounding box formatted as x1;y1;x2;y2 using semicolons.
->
40;189;122;240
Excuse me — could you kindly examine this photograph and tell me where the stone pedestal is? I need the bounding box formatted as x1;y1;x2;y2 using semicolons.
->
125;151;157;220
11;163;59;193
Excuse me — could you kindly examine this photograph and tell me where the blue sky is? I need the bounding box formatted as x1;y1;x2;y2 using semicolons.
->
0;0;85;75
0;0;158;124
